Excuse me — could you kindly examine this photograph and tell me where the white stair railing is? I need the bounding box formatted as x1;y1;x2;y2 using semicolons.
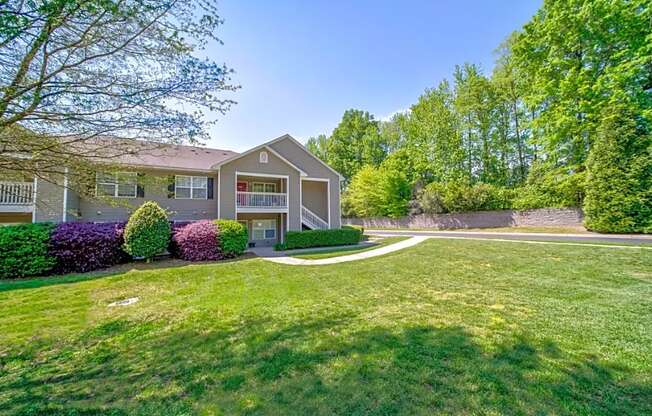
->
301;205;328;229
0;182;34;205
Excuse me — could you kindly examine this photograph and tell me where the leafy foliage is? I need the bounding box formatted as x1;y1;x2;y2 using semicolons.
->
123;201;171;260
49;222;129;273
278;227;362;250
584;105;652;233
418;182;515;214
0;223;55;278
512;163;586;210
317;110;388;183
344;165;411;218
171;220;221;261
215;219;248;257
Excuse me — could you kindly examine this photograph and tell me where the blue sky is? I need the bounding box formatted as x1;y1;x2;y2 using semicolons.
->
203;0;541;151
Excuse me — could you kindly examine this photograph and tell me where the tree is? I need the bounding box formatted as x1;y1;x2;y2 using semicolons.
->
326;109;385;182
344;164;410;218
512;0;651;168
400;80;465;184
0;0;236;189
492;33;532;184
454;64;499;183
584;105;652;233
305;134;329;161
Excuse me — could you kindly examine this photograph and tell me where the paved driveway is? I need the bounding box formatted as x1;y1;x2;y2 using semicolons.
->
366;229;652;246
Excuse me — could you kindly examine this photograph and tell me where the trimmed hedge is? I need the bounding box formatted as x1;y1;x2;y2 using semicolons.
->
278;227;362;250
345;224;364;235
171;220;221;261
123;201;171;260
0;223;56;279
49;222;129;273
215;219;248;257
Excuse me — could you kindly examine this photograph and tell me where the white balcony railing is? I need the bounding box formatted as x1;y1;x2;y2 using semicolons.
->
237;191;287;209
0;182;34;205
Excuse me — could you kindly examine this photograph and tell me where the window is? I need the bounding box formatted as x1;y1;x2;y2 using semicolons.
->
251;182;276;193
259;151;268;163
175;175;208;199
252;219;276;240
96;172;137;198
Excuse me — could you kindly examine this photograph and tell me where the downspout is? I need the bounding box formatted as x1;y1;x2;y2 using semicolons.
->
62;167;68;222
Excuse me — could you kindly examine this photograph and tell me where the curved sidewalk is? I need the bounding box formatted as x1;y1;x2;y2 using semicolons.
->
261;236;430;265
366;229;652;245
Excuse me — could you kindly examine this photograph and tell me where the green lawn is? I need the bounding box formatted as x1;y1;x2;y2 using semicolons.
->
1;239;651;415
292;236;409;259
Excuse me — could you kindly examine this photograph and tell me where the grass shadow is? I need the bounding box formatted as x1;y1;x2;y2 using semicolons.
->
1;312;649;415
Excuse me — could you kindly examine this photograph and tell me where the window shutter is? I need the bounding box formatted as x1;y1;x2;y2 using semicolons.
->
207;177;214;199
136;173;145;198
167;176;175;198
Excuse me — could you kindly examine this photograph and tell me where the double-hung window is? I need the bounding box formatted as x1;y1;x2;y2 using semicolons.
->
96;172;137;198
251;182;276;193
175;175;208;199
252;219;276;240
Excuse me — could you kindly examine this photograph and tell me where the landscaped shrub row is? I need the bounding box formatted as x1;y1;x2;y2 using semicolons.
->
0;212;249;279
277;227;362;250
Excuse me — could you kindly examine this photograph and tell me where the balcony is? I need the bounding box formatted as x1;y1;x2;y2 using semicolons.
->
0;182;34;212
236;191;287;212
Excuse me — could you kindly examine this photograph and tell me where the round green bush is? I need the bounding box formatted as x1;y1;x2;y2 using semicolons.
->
214;219;248;257
123;201;171;260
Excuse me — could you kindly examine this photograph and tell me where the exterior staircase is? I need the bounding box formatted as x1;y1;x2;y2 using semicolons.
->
301;205;328;230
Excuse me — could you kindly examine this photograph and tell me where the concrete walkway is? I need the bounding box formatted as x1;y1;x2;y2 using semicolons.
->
366;229;652;245
259;236;430;265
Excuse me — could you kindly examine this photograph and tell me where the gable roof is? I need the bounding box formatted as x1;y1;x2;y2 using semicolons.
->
70;134;342;178
210;135;309;176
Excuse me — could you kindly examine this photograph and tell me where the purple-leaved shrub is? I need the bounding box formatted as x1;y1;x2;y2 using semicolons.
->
49;222;129;273
170;220;221;261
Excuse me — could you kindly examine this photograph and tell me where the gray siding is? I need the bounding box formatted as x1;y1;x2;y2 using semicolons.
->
34;175;65;222
79;169;218;222
219;148;302;231
301;180;328;223
269;136;341;228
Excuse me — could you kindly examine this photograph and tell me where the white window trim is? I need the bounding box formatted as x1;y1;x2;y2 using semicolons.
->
175;175;208;200
96;172;137;199
252;219;276;240
251;182;276;193
259;151;268;163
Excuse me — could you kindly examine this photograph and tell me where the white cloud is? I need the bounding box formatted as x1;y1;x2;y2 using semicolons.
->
377;108;410;122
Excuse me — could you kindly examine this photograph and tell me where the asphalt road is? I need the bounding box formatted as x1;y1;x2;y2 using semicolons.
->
366;229;652;246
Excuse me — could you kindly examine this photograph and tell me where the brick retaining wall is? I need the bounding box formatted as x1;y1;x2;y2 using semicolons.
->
342;208;584;230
